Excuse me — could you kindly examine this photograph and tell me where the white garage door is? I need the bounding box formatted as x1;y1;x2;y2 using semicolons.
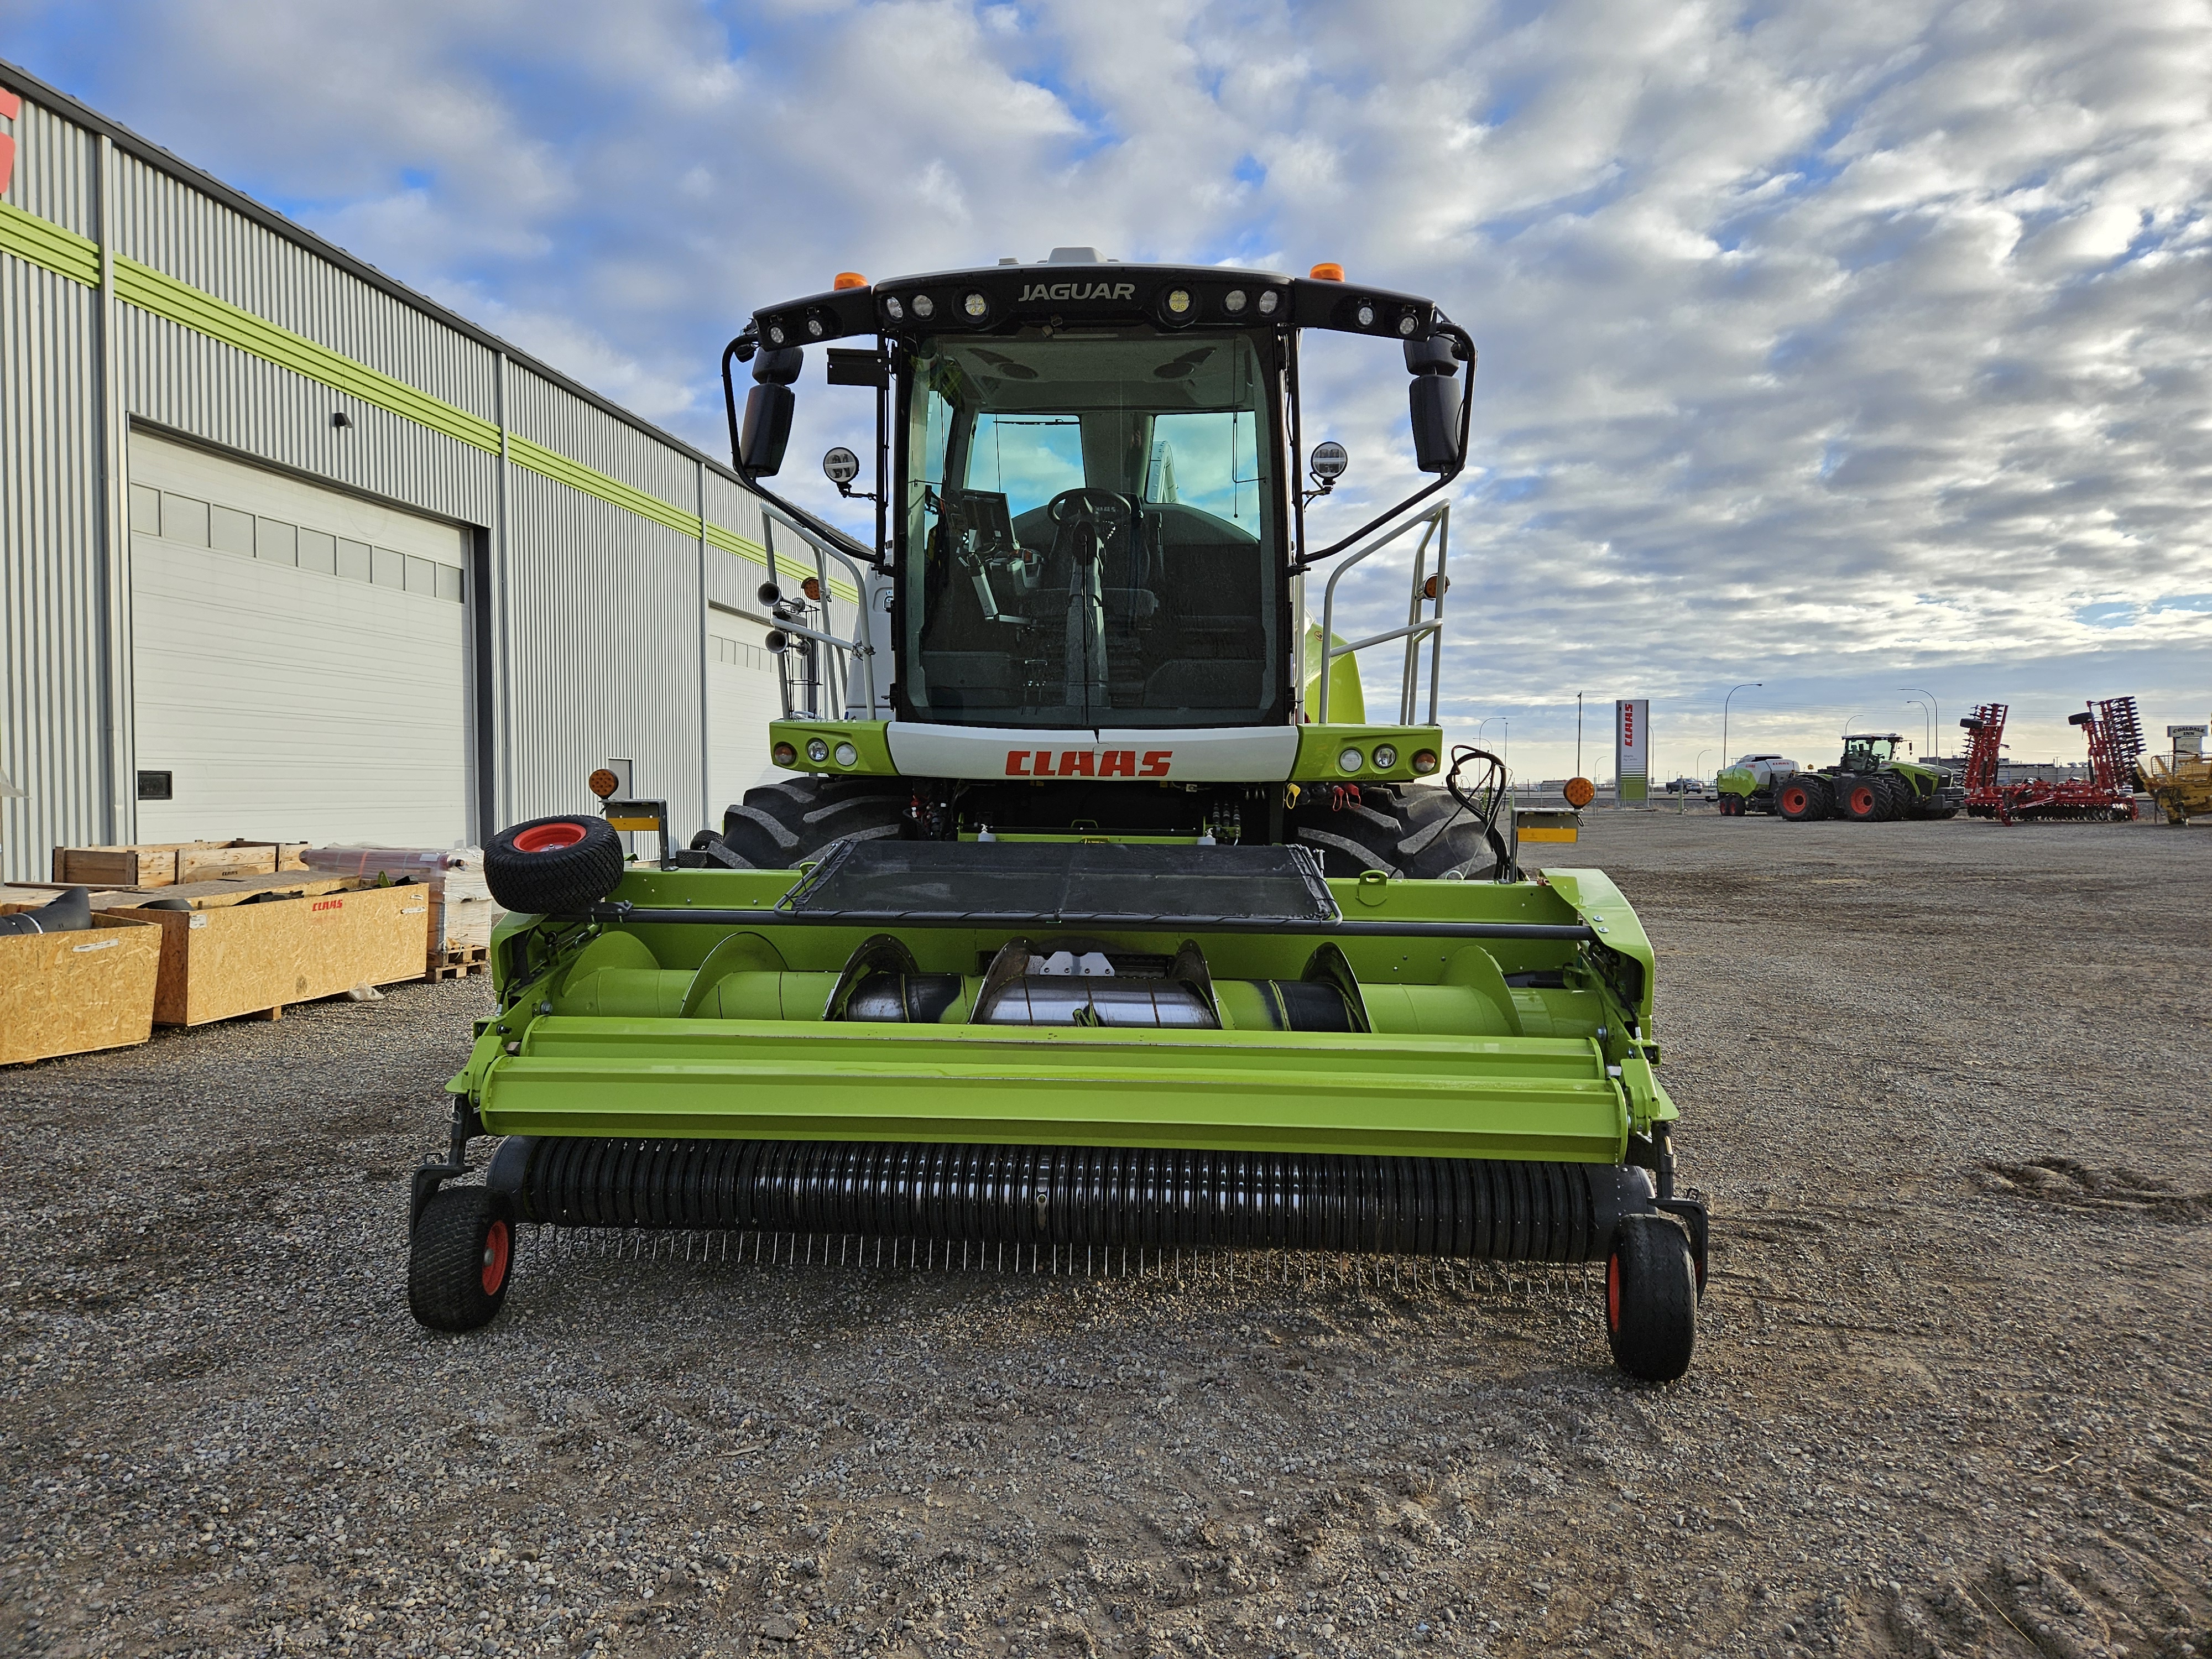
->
126;432;474;848
707;611;787;817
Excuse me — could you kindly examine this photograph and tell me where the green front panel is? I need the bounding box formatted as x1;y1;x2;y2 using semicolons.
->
768;719;896;776
478;1020;1627;1161
1291;724;1446;783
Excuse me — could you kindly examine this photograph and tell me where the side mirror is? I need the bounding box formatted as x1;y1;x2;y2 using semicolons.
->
1406;335;1465;475
739;385;794;476
739;345;804;477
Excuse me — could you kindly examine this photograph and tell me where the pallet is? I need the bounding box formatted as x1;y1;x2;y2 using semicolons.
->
427;946;489;982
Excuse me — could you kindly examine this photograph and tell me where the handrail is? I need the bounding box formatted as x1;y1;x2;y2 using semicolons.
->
759;502;883;719
1315;502;1448;726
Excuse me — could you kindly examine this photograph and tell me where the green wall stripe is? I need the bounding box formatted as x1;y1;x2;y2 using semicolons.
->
113;255;503;452
0;197;867;596
0;199;101;286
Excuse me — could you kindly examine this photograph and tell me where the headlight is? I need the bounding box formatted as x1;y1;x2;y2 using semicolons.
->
1166;288;1192;315
884;296;904;321
1355;301;1376;327
1223;289;1248;314
805;738;830;764
772;741;797;767
833;742;858;767
1412;749;1438;775
766;323;787;346
963;291;988;319
1373;744;1399;769
1397;311;1418;336
911;294;936;320
1258;290;1280;315
1338;747;1364;774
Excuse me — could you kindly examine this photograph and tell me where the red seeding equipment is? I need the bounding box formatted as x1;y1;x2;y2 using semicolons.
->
1959;697;2144;824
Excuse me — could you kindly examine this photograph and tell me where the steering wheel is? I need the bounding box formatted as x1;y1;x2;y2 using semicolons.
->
1045;489;1135;534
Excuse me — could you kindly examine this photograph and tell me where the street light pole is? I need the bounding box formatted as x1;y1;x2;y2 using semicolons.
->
1902;695;1932;758
1908;687;1940;760
1575;692;1585;780
1722;683;1761;771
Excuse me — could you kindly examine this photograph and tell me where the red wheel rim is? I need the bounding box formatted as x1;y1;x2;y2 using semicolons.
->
1606;1250;1623;1332
514;821;587;854
1781;787;1804;813
1851;786;1874;815
481;1219;510;1294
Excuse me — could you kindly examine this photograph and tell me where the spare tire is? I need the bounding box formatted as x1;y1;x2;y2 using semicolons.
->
485;815;625;915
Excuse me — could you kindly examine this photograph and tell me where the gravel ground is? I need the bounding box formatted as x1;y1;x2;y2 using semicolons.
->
3;811;2209;1659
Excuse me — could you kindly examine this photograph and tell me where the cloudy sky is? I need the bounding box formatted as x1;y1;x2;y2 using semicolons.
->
6;0;2208;781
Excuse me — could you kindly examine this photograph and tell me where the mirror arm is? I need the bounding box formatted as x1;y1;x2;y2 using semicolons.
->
719;331;755;469
1291;321;1474;574
723;330;885;572
744;478;885;573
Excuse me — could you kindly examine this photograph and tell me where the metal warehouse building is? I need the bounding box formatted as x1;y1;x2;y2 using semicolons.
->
0;61;816;885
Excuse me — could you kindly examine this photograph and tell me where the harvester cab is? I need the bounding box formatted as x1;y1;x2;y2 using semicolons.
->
420;252;1710;1385
703;249;1507;879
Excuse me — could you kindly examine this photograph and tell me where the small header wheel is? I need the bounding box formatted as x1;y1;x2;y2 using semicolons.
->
409;1186;517;1332
1605;1213;1698;1382
485;815;624;914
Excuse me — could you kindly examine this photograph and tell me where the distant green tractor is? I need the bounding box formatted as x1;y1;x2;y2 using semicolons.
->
1717;734;1961;822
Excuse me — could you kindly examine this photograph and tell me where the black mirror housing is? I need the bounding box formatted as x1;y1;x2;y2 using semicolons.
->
1409;373;1462;474
752;346;804;387
740;383;795;476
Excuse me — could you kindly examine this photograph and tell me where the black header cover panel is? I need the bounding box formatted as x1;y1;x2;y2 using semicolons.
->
779;839;1342;928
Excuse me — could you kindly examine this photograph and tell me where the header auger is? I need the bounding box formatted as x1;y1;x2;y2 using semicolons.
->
414;251;1710;1383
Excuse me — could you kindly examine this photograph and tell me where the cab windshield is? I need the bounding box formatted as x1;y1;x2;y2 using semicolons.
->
901;331;1282;728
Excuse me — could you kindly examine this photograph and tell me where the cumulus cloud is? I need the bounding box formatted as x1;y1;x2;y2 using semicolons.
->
4;0;2207;776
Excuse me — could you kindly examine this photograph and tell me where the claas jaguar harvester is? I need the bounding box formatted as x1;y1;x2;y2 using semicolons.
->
411;250;1709;1381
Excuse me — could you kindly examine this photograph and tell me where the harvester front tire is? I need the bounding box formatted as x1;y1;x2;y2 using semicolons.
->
1605;1213;1697;1383
485;816;624;915
1290;785;1496;879
718;775;910;869
409;1186;516;1333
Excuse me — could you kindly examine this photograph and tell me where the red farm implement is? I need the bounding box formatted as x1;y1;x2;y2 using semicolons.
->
1959;698;2144;824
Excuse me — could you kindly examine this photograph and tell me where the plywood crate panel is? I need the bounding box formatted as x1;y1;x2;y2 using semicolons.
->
0;912;163;1066
113;883;433;1025
52;839;309;888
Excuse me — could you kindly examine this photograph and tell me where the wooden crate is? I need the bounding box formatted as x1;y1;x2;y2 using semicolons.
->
111;883;434;1026
0;911;163;1066
51;839;309;889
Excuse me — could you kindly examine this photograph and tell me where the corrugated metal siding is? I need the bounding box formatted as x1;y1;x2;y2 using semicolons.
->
108;152;499;424
703;467;771;559
504;466;705;830
0;91;95;233
0;255;105;881
505;364;697;510
114;305;499;530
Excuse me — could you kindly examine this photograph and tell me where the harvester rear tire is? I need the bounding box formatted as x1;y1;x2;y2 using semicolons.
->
1873;776;1905;821
408;1186;516;1333
717;775;911;869
1605;1213;1697;1383
484;816;624;915
1290;785;1497;879
1839;780;1882;821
